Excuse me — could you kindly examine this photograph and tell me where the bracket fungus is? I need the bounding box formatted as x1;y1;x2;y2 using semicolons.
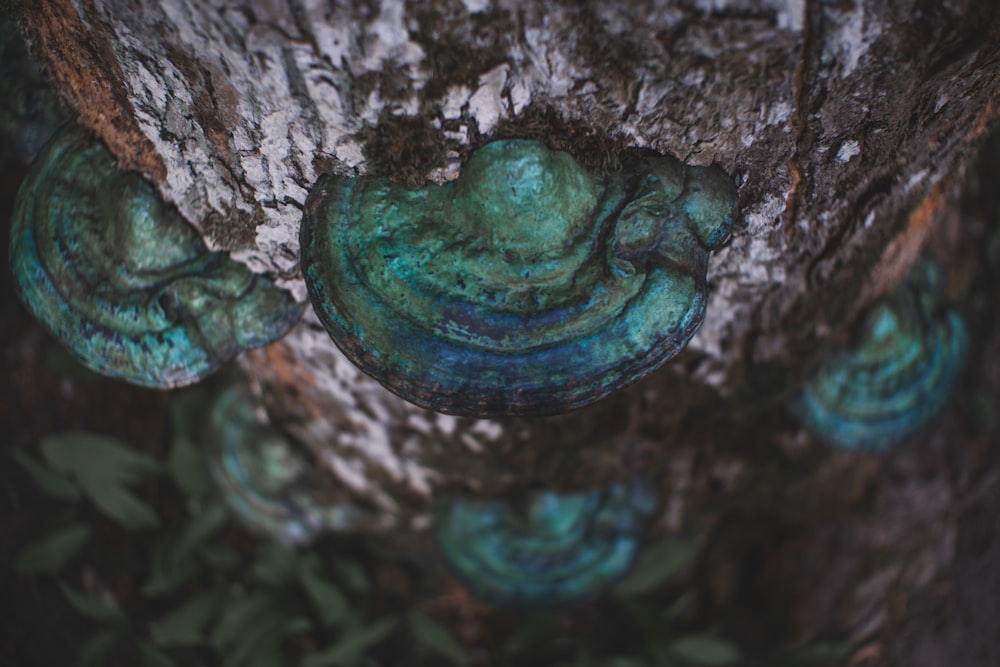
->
207;386;365;544
436;481;657;607
9;126;303;388
301;139;737;416
798;262;968;450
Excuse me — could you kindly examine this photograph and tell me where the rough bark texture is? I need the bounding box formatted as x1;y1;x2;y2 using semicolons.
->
9;0;1000;659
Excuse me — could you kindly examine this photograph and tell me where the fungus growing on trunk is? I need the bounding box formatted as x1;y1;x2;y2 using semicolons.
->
207;386;365;544
9;126;303;388
436;480;656;607
798;261;968;450
301;139;736;417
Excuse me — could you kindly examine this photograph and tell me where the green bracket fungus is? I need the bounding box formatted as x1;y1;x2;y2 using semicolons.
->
207;386;367;544
797;261;968;450
436;481;657;607
301;139;737;417
9;126;303;388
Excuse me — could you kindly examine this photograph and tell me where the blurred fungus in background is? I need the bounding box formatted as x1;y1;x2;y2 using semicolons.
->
797;260;967;451
436;480;657;607
207;385;368;544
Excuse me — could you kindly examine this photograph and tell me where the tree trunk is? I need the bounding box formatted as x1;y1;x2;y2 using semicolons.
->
10;0;1000;658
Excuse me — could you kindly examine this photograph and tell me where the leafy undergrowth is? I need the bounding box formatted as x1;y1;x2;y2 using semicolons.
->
3;377;853;667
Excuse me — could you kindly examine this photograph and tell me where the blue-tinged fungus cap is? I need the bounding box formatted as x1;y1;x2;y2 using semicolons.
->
301;139;737;417
436;480;657;607
9;126;303;388
207;386;366;544
798;261;968;450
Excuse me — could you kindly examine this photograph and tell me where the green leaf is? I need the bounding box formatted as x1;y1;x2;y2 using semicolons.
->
140;505;225;598
13;522;91;574
648;645;684;667
332;557;370;593
303;617;399;667
617;599;668;644
41;431;162;480
664;591;694;620
171;503;228;564
10;450;80;500
298;557;350;627
668;635;741;666
250;543;301;586
142;538;201;598
78;628;124;667
647;647;682;667
243;644;282;667
222;604;295;667
770;641;853;666
210;593;275;650
40;431;162;530
217;602;307;667
226;614;308;667
59;582;123;622
201;545;242;569
151;590;226;646
284;615;313;636
503;612;561;653
167;389;209;498
603;657;649;667
169;387;210;440
168;434;211;499
613;538;698;597
407;610;468;665
90;483;160;530
137;641;179;667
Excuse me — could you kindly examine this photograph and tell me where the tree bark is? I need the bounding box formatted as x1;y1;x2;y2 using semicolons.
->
10;0;1000;655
